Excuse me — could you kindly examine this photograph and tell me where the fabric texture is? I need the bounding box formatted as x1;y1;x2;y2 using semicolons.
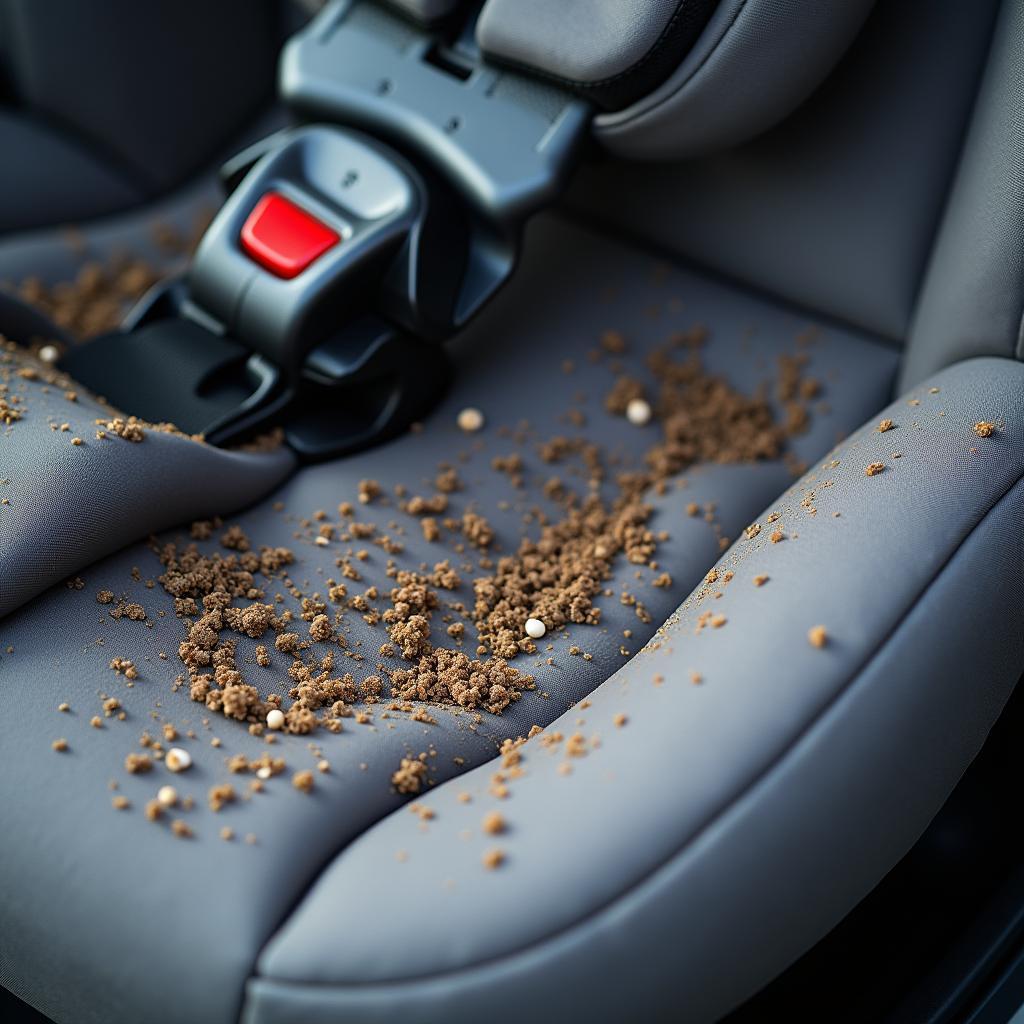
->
0;216;898;1023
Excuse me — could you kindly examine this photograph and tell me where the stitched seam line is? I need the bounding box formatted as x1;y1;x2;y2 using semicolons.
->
483;0;718;104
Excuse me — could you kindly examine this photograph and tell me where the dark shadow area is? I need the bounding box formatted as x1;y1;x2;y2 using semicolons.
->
726;673;1024;1024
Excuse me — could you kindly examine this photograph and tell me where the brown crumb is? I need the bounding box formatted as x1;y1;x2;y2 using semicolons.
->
52;738;68;752
482;848;506;870
865;462;886;477
171;819;193;839
124;752;152;774
98;416;146;442
208;783;236;811
392;755;428;794
292;769;315;794
752;574;769;587
973;421;996;438
808;625;828;649
482;811;506;835
613;712;628;727
877;419;894;432
111;795;130;810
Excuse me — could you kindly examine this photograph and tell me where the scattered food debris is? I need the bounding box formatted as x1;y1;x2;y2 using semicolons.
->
457;407;485;433
125;753;152;774
482;848;506;870
392;755;428;795
157;786;178;808
625;398;652;426
165;748;192;773
171;820;193;839
482;811;506;835
808;625;829;649
524;618;546;640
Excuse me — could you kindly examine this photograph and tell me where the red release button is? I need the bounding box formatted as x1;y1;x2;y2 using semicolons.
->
239;192;340;279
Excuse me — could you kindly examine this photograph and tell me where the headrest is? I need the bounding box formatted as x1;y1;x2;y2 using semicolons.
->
381;0;463;27
476;0;877;159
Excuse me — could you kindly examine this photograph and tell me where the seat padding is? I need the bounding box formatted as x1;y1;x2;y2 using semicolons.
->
249;357;1024;1023
0;217;898;1023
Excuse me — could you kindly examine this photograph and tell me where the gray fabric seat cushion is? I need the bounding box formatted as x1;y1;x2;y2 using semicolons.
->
0;355;295;619
0;217;899;1023
249;356;1024;1023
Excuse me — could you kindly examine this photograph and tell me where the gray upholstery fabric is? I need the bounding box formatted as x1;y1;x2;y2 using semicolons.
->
902;0;1024;389
592;0;875;160
0;217;898;1023
249;357;1024;1024
0;368;296;619
566;0;1001;344
477;0;680;84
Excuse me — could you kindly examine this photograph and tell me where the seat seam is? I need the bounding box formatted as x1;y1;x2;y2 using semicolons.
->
244;463;1024;998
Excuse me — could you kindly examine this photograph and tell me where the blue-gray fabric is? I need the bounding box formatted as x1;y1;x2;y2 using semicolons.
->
477;0;682;83
902;0;1024;388
249;357;1024;1023
0;217;901;1023
0;368;296;619
566;0;1001;344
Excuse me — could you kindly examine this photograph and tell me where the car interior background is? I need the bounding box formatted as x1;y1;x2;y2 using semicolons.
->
1;0;1023;1022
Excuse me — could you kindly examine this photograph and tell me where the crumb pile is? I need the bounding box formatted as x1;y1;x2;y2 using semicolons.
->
8;215;211;340
137;328;821;740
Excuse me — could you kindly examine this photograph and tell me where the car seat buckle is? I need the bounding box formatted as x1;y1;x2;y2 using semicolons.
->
57;0;589;461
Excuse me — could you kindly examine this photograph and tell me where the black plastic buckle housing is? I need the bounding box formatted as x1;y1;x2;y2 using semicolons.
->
281;0;590;226
56;0;589;461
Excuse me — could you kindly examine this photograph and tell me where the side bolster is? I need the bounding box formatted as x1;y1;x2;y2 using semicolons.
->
245;357;1024;1023
0;359;294;618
